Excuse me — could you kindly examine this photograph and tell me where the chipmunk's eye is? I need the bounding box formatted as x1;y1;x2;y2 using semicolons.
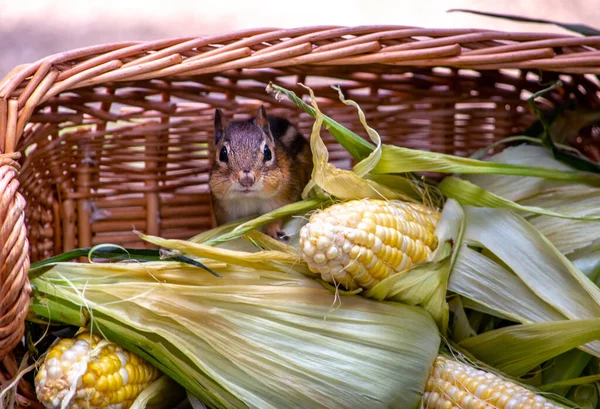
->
219;146;228;163
263;145;272;161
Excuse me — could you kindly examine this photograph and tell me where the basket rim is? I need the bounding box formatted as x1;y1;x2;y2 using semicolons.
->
2;24;600;87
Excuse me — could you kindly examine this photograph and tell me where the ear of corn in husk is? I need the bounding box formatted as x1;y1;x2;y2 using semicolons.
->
31;259;573;409
298;198;440;290
35;330;161;409
30;259;441;409
36;324;569;409
267;84;600;404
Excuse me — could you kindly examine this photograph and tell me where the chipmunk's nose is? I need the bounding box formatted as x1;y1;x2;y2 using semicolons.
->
238;170;255;187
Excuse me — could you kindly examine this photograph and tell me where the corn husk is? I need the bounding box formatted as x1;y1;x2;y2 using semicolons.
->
299;85;413;202
30;259;440;409
541;350;592;396
458;318;600;377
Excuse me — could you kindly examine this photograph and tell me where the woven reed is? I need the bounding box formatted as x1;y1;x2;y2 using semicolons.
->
1;25;600;404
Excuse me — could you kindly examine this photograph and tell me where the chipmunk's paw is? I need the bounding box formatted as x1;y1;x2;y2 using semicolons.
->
263;222;289;241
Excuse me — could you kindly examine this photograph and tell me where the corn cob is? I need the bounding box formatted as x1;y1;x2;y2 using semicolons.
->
299;199;440;290
35;330;160;409
425;356;562;409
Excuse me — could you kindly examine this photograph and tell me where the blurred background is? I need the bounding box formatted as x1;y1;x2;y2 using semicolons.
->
1;0;599;76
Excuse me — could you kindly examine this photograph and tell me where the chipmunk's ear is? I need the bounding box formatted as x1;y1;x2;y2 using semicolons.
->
214;108;228;143
255;105;271;134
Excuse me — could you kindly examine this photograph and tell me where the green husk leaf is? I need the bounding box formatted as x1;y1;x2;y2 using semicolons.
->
29;293;88;327
198;198;325;247
567;384;599;409
459;297;518;323
373;144;600;185
522;188;600;254
541;349;593;396
459;318;600;377
367;255;451;333
541;375;600;392
439;176;600;221
464;144;575;201
31;261;441;409
266;83;374;161
448;297;476;343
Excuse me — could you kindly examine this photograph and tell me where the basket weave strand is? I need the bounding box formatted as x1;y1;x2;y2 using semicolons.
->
0;153;30;358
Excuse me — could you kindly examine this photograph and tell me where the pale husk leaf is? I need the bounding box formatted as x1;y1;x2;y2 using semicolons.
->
463;144;576;201
463;207;600;322
521;188;600;255
439;176;600;221
449;246;565;324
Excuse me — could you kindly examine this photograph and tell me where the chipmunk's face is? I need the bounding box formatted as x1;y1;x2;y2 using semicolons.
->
209;107;284;199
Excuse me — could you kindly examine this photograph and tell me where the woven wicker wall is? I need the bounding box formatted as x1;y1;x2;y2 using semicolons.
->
16;66;559;263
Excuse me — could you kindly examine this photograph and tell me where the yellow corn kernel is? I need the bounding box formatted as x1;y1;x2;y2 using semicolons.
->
299;199;439;290
35;330;161;409
423;356;561;409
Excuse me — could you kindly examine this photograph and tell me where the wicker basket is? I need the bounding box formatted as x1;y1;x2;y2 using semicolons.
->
2;25;600;406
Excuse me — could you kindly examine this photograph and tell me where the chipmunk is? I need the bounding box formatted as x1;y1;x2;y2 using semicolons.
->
208;106;313;240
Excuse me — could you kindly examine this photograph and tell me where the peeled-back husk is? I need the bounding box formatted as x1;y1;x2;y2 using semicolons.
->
31;260;440;409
